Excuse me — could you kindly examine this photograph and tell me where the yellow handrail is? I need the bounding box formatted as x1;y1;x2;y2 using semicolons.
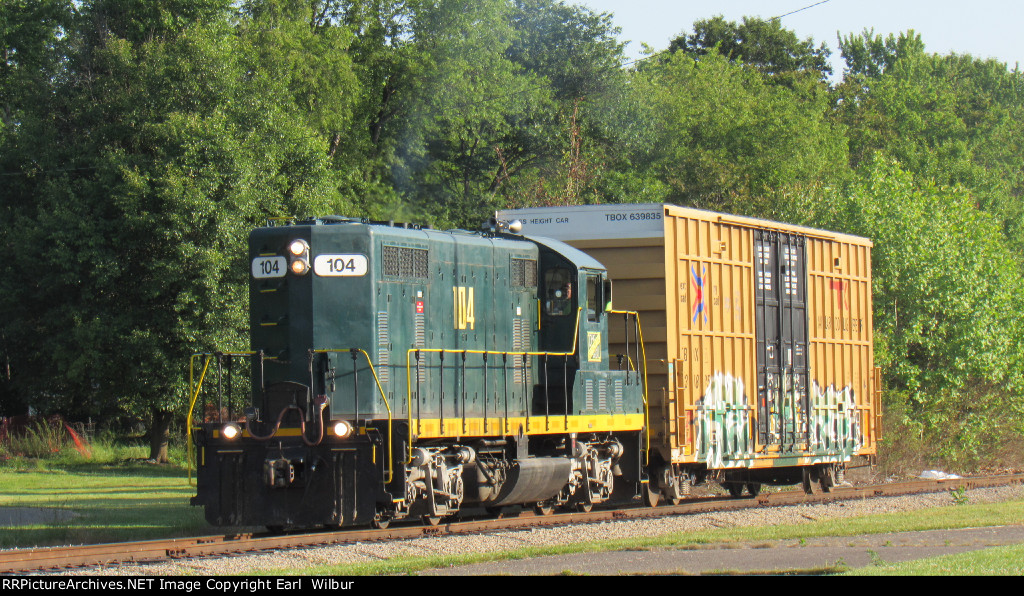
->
186;349;394;486
187;351;259;485
313;348;394;484
186;354;213;485
404;309;585;460
609;310;650;465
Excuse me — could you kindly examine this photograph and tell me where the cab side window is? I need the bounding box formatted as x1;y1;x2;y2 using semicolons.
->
544;268;574;317
586;274;601;322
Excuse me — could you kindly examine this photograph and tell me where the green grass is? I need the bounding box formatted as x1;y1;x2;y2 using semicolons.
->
0;443;209;548
3;450;1024;576
847;543;1024;576
262;497;1024;576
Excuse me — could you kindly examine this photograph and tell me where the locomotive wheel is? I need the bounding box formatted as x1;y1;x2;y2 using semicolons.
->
642;482;661;507
726;483;744;498
534;502;555;516
746;483;762;498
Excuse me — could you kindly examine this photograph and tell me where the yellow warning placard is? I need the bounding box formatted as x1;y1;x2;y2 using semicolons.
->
587;332;602;362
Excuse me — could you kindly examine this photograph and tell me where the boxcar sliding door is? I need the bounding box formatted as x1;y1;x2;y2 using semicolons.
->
754;230;809;452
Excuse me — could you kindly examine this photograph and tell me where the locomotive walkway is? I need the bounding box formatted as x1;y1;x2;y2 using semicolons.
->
422;525;1024;575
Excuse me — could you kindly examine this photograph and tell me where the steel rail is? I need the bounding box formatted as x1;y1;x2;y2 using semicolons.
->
3;473;1022;574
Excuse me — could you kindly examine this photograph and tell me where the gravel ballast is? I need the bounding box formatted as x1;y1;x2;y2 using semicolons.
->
72;483;1024;576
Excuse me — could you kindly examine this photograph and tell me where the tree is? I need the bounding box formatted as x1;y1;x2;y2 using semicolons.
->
633;49;848;212
838;29;925;78
331;0;420;219
506;0;624;101
812;156;1024;462
670;15;832;84
0;0;348;461
378;0;553;226
237;0;359;160
0;0;76;415
835;34;1024;248
500;0;646;209
0;0;72;129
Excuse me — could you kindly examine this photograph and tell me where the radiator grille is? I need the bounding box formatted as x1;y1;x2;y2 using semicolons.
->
382;246;429;278
510;258;538;287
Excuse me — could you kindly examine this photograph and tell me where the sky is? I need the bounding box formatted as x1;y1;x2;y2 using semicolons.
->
577;0;1023;75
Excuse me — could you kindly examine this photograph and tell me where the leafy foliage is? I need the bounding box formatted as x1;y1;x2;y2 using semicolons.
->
811;157;1024;466
635;49;848;212
2;4;1024;467
670;15;832;83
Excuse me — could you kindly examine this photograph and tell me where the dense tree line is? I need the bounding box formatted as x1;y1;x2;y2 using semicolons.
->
2;0;1021;466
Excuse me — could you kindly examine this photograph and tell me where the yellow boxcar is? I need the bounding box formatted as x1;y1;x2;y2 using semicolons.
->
499;203;880;497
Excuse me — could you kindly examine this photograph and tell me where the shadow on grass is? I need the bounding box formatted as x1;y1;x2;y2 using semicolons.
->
0;461;220;549
0;500;212;548
5;486;195;497
0;461;195;478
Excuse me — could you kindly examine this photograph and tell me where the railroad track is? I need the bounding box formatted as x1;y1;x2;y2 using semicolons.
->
4;473;1023;574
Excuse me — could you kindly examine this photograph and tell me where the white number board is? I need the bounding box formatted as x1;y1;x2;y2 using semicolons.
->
314;254;368;277
252;256;286;279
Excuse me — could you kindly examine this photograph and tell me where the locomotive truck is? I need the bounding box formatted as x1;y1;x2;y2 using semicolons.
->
188;204;880;529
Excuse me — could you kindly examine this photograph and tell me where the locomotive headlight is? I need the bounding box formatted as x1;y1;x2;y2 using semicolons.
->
333;420;354;439
221;423;241;440
288;239;309;257
287;239;310;276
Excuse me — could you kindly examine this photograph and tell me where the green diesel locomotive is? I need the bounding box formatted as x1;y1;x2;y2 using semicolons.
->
189;216;649;529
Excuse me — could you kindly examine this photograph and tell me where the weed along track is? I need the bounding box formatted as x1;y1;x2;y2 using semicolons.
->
3;474;1022;574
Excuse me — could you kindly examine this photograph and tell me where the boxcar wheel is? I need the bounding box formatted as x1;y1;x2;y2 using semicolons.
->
372;517;391;530
819;465;836;493
727;483;744;498
746;483;762;498
423;515;442;526
801;468;819;495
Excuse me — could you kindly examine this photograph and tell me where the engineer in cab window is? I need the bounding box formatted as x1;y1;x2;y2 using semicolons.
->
545;269;574;316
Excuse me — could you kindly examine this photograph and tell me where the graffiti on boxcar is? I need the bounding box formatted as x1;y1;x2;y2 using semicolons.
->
694;374;863;468
809;381;863;458
693;373;754;469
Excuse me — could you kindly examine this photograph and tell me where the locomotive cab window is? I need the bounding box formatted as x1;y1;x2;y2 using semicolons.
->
585;273;602;322
544;267;574;316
